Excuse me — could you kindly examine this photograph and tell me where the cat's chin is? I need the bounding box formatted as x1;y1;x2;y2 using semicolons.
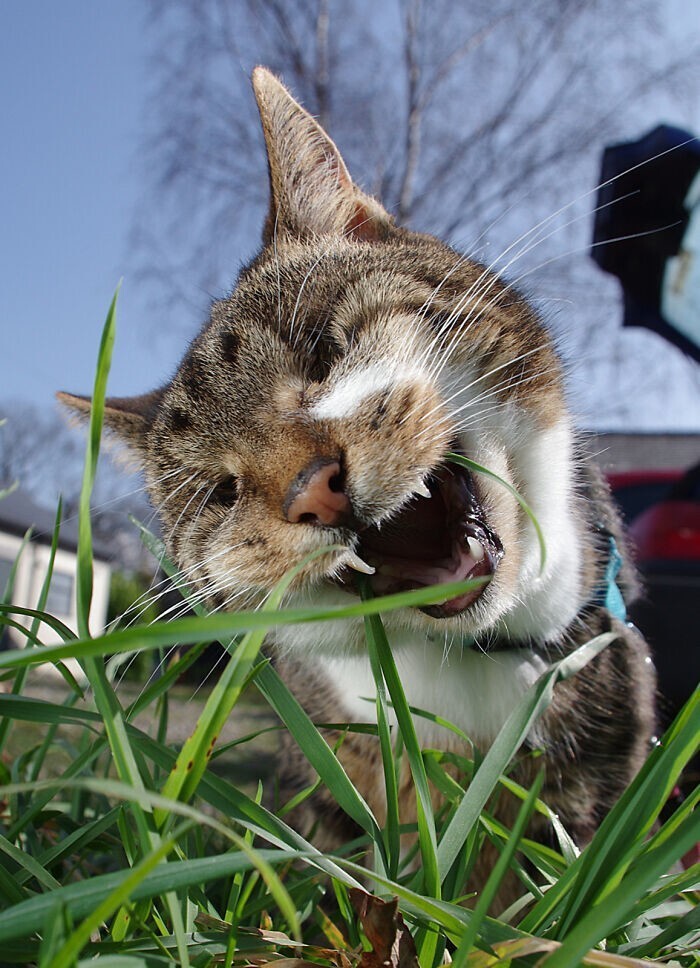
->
337;464;504;619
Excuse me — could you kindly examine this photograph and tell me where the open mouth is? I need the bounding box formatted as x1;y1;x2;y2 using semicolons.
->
341;464;504;618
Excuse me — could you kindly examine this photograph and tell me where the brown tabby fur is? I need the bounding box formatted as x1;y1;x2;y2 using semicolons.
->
60;68;656;914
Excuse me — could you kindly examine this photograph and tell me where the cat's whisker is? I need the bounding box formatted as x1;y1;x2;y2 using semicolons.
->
146;472;200;530
157;558;249;618
412;359;561;445
436;189;640;346
445;215;678;382
187;643;233;702
287;238;337;346
115;542;249;638
162;481;210;548
125;642;183;711
155;557;259;622
178;484;217;550
49;465;184;538
272;209;283;335
412;182;643;384
305;306;336;357
403;342;546;431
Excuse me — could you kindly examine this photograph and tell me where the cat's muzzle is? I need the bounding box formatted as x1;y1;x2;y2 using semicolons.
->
341;465;504;618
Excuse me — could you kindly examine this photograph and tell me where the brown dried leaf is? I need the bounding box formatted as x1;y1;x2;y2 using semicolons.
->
255;960;324;967
349;888;420;968
464;936;657;968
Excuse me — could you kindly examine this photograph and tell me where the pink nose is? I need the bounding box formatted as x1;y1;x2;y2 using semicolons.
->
284;460;351;526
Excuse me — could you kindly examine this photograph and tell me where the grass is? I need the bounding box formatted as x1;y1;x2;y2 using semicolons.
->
0;292;697;967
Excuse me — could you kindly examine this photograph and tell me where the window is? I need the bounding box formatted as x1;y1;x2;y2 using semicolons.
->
45;571;74;616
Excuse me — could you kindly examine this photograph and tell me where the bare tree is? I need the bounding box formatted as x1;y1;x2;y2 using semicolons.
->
133;0;700;425
0;402;153;564
0;402;85;506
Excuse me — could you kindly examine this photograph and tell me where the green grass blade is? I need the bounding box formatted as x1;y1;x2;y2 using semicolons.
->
0;602;76;642
255;662;386;859
52;821;194;968
0;692;358;889
0;576;489;672
0;856;28;905
0;479;19;501
437;632;615;882
523;685;700;938
0;847;314;944
451;771;544;965
157;545;347;823
0;693;101;730
0;830;62;892
338;858;529;947
359;583;441;966
628;902;700;958
38;899;72;968
27;807;123;887
1;775;308;944
70;289;191;967
26;498;83;693
5;740;107;841
540;811;700;967
74;955;173;966
155;627;266;824
359;586;440;892
75;288;118;639
0;499;80;758
364;610;401;879
0;528;32;605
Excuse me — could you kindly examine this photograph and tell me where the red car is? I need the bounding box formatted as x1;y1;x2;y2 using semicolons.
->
609;466;700;561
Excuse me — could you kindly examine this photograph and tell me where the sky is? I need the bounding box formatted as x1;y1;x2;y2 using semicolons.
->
1;1;700;437
1;2;184;412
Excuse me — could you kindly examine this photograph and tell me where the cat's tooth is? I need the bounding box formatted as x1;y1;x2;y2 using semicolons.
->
345;551;376;575
414;481;431;499
466;536;485;562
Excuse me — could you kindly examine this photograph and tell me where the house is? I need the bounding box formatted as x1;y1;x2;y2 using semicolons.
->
0;488;111;651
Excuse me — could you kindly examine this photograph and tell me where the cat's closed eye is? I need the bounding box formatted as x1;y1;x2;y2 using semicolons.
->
209;475;239;506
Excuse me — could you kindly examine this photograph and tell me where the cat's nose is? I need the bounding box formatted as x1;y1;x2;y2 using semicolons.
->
284;459;351;527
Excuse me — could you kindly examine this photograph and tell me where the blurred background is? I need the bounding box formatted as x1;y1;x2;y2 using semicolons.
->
0;1;698;718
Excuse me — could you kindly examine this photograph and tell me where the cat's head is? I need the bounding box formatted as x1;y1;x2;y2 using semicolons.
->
60;68;587;653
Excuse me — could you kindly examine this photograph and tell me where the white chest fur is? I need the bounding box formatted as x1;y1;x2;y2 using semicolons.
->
319;633;548;749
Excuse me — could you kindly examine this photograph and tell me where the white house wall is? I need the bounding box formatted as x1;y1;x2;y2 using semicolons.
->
0;531;111;648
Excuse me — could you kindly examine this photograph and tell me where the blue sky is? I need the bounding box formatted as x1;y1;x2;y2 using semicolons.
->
1;1;700;434
1;1;184;413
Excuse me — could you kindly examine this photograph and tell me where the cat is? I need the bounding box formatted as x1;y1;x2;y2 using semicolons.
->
59;66;656;910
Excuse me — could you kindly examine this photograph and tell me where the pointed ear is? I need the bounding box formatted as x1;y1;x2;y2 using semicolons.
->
56;390;163;454
252;66;394;244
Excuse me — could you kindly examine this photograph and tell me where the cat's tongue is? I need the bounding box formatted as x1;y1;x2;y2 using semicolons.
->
356;466;503;618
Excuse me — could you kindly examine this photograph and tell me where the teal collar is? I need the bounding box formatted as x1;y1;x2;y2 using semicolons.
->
594;534;627;623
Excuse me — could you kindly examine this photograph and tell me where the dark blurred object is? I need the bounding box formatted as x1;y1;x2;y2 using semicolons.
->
609;463;700;725
592;125;700;361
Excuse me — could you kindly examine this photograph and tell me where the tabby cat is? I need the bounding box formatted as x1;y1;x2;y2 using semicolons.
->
60;67;656;907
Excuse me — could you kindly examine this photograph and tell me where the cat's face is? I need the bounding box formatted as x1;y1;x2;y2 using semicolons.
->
60;68;588;653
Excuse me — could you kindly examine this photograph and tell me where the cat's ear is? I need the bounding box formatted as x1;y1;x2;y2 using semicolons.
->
56;390;163;456
252;66;394;244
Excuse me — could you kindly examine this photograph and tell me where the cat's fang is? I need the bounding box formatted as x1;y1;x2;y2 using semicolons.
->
414;482;431;499
344;551;376;575
466;537;485;562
